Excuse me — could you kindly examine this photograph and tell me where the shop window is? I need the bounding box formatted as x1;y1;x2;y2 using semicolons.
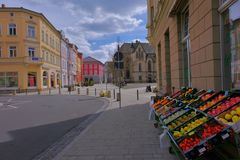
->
27;25;35;38
57;73;60;85
181;7;191;87
0;72;18;88
9;46;16;57
222;0;240;89
9;24;16;35
28;47;35;57
43;71;48;86
28;72;37;87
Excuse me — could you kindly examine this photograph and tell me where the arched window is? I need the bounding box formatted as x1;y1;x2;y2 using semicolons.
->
148;60;152;72
139;63;142;72
43;71;48;86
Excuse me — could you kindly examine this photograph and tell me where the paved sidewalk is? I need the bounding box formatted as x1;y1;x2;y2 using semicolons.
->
53;87;177;160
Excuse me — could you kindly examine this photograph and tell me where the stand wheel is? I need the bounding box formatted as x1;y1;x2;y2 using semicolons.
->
169;146;174;154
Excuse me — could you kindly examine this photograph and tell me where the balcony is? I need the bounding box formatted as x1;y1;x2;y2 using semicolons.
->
0;56;44;65
24;56;44;64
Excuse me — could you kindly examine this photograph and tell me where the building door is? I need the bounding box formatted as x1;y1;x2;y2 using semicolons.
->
51;72;55;88
28;72;37;87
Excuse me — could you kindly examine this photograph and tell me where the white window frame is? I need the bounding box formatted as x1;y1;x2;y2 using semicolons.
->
9;46;17;57
27;25;35;38
28;47;35;57
9;23;16;35
181;6;191;87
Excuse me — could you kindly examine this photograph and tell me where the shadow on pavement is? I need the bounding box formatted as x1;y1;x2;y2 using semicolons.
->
0;112;102;160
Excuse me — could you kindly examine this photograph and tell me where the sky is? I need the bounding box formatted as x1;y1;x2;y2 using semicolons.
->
2;0;148;63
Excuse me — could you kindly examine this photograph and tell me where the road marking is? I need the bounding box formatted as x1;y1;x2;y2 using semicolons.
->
7;105;18;109
0;103;3;107
7;98;12;102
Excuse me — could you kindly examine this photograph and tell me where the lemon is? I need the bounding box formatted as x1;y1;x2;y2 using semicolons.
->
231;110;237;116
225;113;232;121
232;115;239;123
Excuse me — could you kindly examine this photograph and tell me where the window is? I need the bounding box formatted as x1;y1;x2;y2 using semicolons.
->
43;71;48;86
9;24;16;35
148;60;152;72
165;29;172;93
46;52;49;61
0;47;1;57
27;25;35;38
139;63;142;72
0;25;2;35
150;6;154;25
139;76;142;81
42;30;45;42
0;72;18;88
46;33;48;44
9;46;16;57
28;48;35;57
222;0;240;89
181;8;191;87
28;72;37;87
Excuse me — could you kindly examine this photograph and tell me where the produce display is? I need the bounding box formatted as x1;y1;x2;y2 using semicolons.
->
150;88;239;160
207;96;240;117
173;116;208;139
167;110;197;131
163;109;188;124
217;105;240;125
198;94;225;111
179;135;201;152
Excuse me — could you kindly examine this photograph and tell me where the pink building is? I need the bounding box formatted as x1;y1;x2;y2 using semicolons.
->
83;56;104;83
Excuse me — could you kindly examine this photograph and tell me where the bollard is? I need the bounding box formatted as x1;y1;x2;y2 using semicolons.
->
78;88;80;95
38;89;41;95
137;89;139;100
49;88;51;95
113;89;115;99
59;86;61;95
86;88;89;95
25;89;28;95
95;88;97;96
13;90;16;96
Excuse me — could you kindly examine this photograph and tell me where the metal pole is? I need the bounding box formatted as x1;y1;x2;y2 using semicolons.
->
49;88;51;95
78;88;80;95
137;89;139;100
113;89;115;99
117;44;121;109
95;88;96;96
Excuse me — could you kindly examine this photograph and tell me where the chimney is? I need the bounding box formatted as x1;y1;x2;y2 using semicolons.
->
1;4;6;8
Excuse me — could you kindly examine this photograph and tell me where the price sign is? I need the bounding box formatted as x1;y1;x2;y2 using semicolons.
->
221;133;229;140
198;147;206;154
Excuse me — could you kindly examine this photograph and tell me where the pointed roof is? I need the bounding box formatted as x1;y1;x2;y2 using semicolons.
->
139;43;155;54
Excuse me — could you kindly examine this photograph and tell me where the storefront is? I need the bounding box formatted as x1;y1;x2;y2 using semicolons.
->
0;72;18;89
220;0;240;89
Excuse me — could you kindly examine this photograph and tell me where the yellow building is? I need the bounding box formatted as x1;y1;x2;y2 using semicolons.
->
0;6;61;91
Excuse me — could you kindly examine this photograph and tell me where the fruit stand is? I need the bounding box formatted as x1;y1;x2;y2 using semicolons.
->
151;88;240;160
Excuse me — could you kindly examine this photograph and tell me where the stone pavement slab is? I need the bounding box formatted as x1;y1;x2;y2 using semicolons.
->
54;92;177;160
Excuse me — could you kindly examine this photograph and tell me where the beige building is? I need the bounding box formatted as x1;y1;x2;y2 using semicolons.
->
115;41;156;83
147;0;240;94
0;5;61;91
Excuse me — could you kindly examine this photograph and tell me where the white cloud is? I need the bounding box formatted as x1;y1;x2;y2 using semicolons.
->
12;0;147;62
